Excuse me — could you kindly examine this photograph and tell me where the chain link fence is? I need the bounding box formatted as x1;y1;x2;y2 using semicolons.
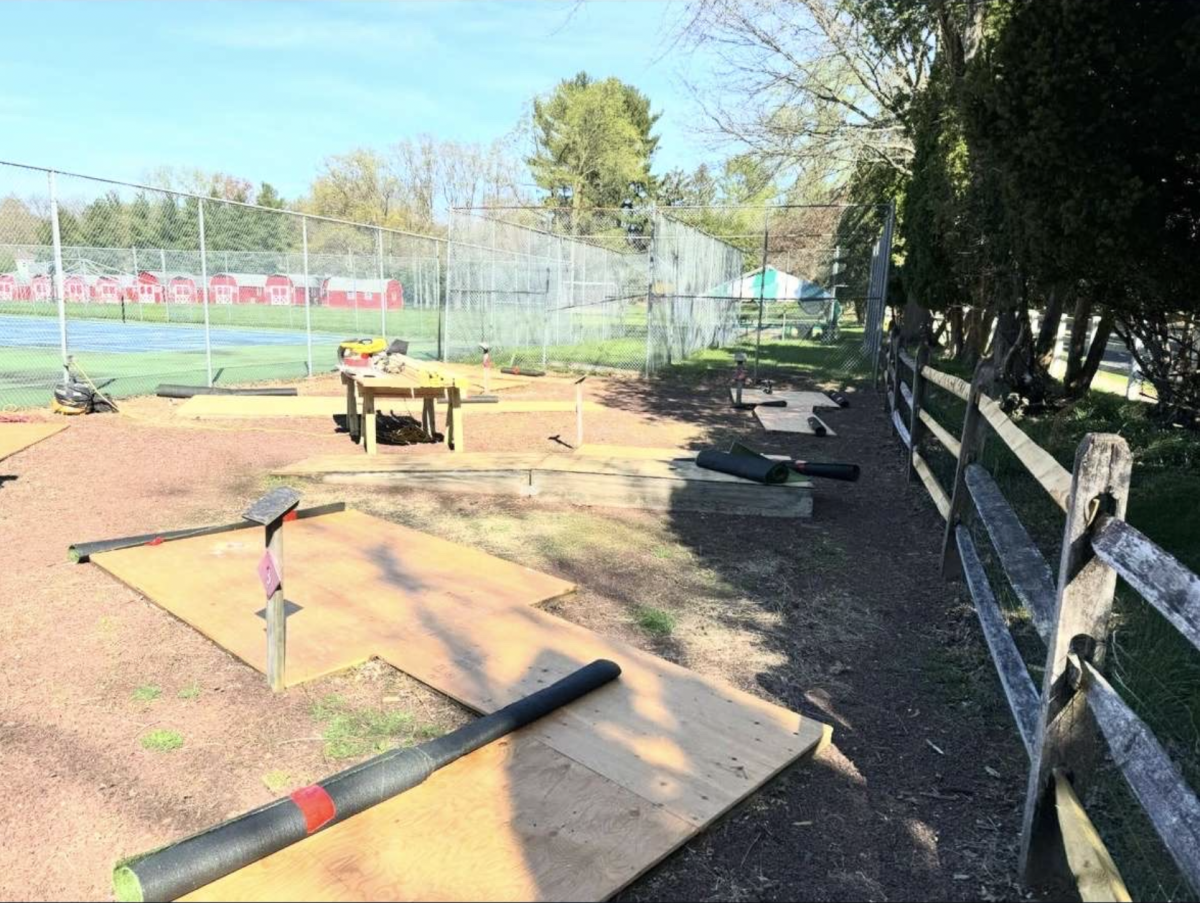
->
0;159;893;408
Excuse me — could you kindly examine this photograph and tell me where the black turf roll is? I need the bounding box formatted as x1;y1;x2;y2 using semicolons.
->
695;449;790;484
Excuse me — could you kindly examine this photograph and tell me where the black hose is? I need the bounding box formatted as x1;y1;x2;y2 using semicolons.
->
113;659;621;902
156;385;298;399
695;449;790;484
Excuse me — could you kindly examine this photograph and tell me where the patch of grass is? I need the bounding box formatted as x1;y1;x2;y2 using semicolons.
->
177;683;201;700
262;770;292;793
131;685;162;702
309;694;430;759
634;606;677;637
651;544;678;560
140;729;184;752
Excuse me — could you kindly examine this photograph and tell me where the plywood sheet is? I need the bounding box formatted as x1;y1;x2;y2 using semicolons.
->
91;510;575;686
575;445;689;460
181;734;694;903
0;421;68;462
443;400;604;415
277;453;552;475
729;388;837;409
175;396;349;419
754;406;836;436
95;510;826;900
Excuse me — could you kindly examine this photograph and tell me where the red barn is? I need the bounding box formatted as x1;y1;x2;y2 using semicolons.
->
0;274;29;301
208;273;268;304
30;274;52;301
64;274;91;302
133;271;163;304
92;275;126;304
320;277;403;310
167;276;198;304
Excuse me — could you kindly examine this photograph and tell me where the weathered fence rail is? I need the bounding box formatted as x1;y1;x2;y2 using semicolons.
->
878;326;1200;901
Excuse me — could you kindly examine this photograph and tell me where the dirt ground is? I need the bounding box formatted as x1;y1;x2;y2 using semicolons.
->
1;363;1035;902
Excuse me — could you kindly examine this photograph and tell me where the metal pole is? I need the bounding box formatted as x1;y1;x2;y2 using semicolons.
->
199;198;213;387
48;170;69;378
754;208;769;381
302;216;313;377
376;227;386;341
644;209;657;375
160;247;169;323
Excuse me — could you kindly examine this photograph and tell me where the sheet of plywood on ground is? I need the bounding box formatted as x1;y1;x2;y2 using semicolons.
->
575;444;691;460
728;388;837;409
371;602;826;827
175;395;352;419
754;406;836;436
181;734;695;903
90;510;575;687
440;400;605;415
276;453;550;497
0;421;68;462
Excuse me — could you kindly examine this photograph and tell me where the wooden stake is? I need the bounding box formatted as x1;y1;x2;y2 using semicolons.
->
1019;434;1132;885
265;518;286;692
575;377;586;448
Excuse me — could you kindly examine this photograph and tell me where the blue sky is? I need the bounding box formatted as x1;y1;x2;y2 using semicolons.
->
0;1;721;200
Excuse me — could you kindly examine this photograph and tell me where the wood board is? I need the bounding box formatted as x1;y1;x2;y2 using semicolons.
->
176;396;601;419
95;509;827;901
275;453;813;518
0;421;68;462
754;406;836;436
181;734;694;903
729;388;837;409
91;510;576;686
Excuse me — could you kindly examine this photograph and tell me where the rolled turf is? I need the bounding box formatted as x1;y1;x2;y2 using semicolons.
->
695;449;790;484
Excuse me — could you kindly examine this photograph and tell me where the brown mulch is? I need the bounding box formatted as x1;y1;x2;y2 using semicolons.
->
0;367;1034;902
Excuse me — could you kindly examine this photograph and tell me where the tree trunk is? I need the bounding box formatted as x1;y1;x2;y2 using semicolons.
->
1065;312;1114;399
1063;293;1094;390
949;306;965;359
1035;287;1065;371
900;296;932;344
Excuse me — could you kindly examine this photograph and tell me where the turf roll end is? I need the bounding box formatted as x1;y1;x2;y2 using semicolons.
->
112;865;144;903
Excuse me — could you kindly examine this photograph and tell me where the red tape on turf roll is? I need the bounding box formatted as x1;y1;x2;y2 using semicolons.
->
283;510;298;522
290;785;336;834
146;537;164;546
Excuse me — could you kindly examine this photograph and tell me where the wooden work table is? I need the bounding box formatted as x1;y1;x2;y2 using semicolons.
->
340;370;464;454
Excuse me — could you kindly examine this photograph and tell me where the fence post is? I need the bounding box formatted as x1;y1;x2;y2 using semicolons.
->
753;208;769;381
939;363;988;577
198;198;213;387
1019;434;1132;885
907;343;929;481
302;216;313;377
376;227;386;342
889;330;903;416
47;170;69;378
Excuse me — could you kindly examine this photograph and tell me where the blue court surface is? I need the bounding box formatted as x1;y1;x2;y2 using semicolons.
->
0;314;332;353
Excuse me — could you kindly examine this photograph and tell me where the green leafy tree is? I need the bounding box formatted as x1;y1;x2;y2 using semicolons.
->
528;72;660;210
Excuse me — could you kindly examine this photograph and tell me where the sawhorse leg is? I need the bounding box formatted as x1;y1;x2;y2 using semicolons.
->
446;387;464;452
362;390;377;455
345;378;360;443
422;397;435;440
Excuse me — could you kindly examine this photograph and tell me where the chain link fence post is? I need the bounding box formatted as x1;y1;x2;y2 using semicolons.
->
376;226;386;341
302;215;313;377
47;170;69;378
198;197;213;387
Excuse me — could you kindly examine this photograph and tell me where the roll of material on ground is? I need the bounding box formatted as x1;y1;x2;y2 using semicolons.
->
695;449;790;485
156;385;298;399
806;415;827;436
112;659;621;903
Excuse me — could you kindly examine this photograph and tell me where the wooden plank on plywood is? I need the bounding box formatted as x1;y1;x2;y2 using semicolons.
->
1082;659;1200;896
977;394;1072;510
181;734;696;903
727;388;837;409
965;464;1056;642
1092;515;1200;654
0;421;68;462
957;525;1041;757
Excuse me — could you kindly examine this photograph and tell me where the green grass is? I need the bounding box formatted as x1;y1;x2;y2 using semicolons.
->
177;682;201;700
131;685;161;702
634;606;677;637
140;729;184;752
309;694;442;759
262;770;293;793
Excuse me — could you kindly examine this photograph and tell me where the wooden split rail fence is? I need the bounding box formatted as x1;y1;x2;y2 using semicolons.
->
877;325;1200;901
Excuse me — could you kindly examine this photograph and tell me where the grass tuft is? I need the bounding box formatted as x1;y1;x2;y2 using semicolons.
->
634;606;677;637
262;770;292;793
140;729;183;752
309;694;433;759
131;685;162;702
177;682;201;700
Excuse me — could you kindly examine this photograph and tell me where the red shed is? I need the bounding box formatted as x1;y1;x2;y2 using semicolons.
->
320;277;403;310
209;273;268;304
64;274;91;302
93;275;127;304
167;275;198;304
30;274;52;301
0;273;29;301
133;271;163;304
